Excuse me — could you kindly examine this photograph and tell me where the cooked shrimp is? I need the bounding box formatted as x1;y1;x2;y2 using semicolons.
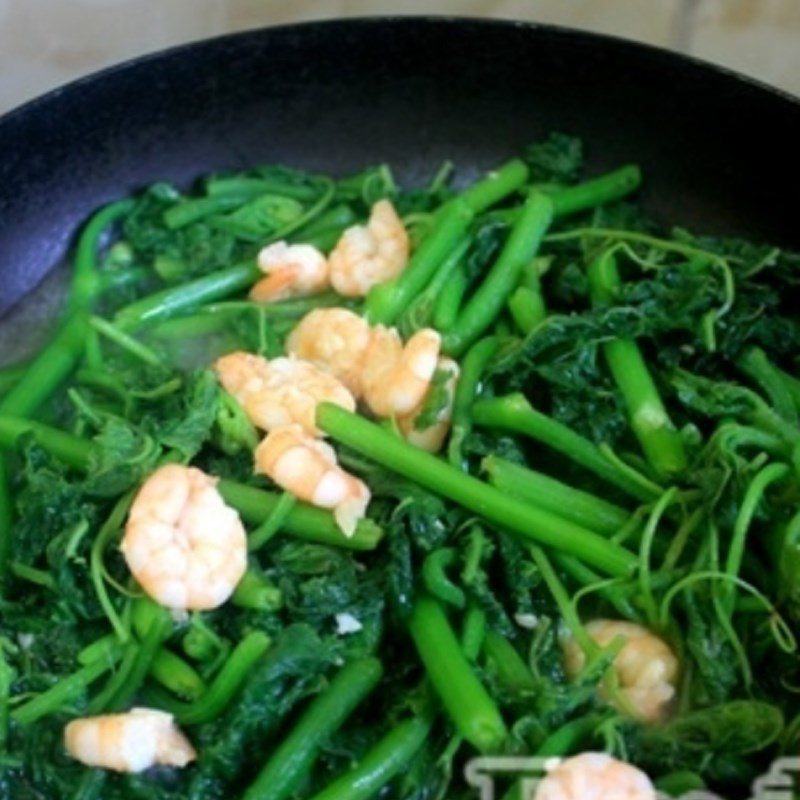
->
64;708;195;773
562;619;679;724
397;357;460;453
255;424;369;536
121;464;247;611
214;351;355;437
534;753;655;800
361;326;441;417
329;199;409;297
285;307;373;396
249;241;329;303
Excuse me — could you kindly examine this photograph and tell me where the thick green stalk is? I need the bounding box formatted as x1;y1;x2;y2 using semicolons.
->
0;415;383;551
422;548;466;608
207;176;320;202
303;226;348;252
366;160;529;325
461;605;487;662
163;194;254;229
492;165;642;226
507;259;547;335
501;715;606;800
536;714;604;756
399;237;469;336
243;658;384;800
68;198;136;313
10;561;56;590
306;716;431;800
158;631;271;725
148;648;207;700
318;404;636;576
471;393;661;502
459;159;530;213
0;312;88;418
289;203;357;239
432;262;468;332
774;365;800;413
0;415;93;469
409;593;507;752
587;250;687;478
739;347;798;425
548;164;642;217
448;336;499;470
365;198;474;324
11;657;117;725
247;491;297;551
232;568;283;611
483;455;631;536
0;362;28;396
219;480;383;551
0;311;92;577
483;631;537;695
444;191;553;356
105;614;171;712
114;262;261;330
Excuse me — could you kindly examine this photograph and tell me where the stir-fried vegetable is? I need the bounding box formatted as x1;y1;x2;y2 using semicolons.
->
1;134;800;799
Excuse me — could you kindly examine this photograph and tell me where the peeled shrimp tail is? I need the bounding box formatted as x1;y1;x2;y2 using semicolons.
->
64;708;196;773
255;424;370;536
362;327;441;417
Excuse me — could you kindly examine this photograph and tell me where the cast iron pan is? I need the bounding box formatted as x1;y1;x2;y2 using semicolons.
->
0;16;798;321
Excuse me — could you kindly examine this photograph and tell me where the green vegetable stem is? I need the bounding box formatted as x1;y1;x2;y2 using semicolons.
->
243;658;384;800
587;249;687;478
11;657;119;725
154;630;271;725
232;568;283;611
306;716;432;800
366;159;529;325
432;261;469;332
483;455;632;537
471;393;662;502
507;258;548;335
366;198;474;325
444;191;553;356
317;403;637;577
114;262;261;330
448;336;499;470
68;198;136;313
409;593;507;752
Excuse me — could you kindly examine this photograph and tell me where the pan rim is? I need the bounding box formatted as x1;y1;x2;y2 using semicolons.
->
0;14;797;135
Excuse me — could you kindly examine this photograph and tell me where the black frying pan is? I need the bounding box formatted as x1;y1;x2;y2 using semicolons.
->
0;16;798;322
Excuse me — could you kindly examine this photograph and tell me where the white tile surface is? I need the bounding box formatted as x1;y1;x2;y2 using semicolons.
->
0;0;796;115
688;0;800;96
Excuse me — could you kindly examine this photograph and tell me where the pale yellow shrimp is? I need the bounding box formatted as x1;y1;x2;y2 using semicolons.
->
562;619;679;724
285;307;373;396
329;199;409;297
255;424;369;536
361;326;441;417
534;753;655;800
249;241;329;303
64;708;195;773
397;357;460;453
214;351;355;437
121;464;247;611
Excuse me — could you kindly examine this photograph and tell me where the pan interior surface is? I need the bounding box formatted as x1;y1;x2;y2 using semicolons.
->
0;17;797;326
